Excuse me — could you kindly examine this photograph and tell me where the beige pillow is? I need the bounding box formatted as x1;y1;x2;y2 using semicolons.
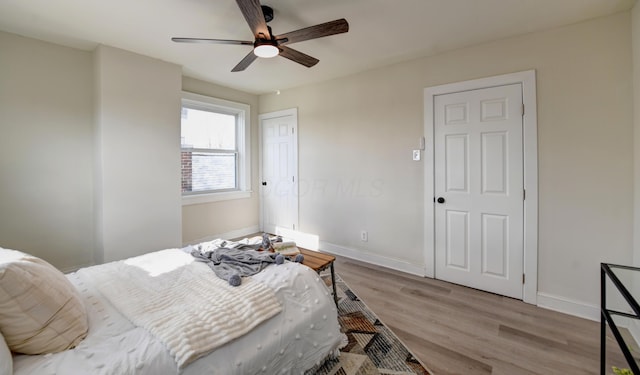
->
0;248;88;354
0;333;11;375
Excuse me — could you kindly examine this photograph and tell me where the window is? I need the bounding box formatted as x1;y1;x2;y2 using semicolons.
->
181;92;250;204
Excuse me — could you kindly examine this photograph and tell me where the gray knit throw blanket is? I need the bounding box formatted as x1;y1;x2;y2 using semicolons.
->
191;247;277;286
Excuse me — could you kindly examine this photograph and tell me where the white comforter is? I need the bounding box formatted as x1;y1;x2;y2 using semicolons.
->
12;250;344;375
81;249;283;368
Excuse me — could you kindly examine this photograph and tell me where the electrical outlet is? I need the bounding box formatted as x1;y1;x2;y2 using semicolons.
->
360;230;368;242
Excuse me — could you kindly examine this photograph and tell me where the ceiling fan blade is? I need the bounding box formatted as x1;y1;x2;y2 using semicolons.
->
235;0;270;38
277;19;349;45
172;37;253;45
232;50;259;72
278;46;319;68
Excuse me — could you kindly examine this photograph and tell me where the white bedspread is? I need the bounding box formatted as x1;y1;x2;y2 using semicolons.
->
76;249;282;368
12;251;344;375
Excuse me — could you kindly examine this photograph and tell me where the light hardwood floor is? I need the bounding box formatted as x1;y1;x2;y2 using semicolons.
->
332;256;628;375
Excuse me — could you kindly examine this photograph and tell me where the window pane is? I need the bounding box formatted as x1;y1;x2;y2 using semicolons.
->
181;151;236;192
181;107;236;150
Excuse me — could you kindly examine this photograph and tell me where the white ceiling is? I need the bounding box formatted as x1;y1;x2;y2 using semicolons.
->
0;0;635;94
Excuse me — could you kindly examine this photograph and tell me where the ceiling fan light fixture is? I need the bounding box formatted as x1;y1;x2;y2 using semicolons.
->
254;40;279;58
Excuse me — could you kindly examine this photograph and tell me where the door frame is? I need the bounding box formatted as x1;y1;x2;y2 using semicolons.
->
258;108;299;233
424;70;538;304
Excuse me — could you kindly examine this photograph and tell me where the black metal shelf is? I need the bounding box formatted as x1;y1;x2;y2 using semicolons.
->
601;263;640;374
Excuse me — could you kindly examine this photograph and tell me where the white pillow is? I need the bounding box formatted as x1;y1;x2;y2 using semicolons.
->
0;248;88;354
0;333;11;375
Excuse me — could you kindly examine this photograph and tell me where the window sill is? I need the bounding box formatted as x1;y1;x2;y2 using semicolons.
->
182;190;252;206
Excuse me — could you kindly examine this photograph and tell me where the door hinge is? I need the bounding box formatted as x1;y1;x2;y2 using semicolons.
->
522;274;525;284
523;189;526;200
522;104;525;117
292;127;295;134
292;176;295;183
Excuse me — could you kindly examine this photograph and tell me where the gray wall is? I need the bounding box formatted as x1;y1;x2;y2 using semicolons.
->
259;12;634;314
181;77;260;244
0;32;260;270
94;46;183;262
0;9;637;317
0;32;94;271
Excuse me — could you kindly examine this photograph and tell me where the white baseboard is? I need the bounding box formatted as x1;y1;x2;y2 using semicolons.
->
65;226;260;272
272;228;321;250
536;292;600;321
183;225;260;246
61;262;95;274
319;241;426;277
183;229;606;324
629;320;640;346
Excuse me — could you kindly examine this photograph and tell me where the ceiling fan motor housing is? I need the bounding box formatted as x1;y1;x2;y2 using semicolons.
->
261;5;274;23
254;38;278;48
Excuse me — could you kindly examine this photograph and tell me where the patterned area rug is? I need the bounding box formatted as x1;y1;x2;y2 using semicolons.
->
306;274;432;375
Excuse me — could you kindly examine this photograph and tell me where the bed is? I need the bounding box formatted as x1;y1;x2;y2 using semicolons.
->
1;240;344;375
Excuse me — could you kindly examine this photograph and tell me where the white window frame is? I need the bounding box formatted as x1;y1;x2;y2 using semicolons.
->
181;91;251;205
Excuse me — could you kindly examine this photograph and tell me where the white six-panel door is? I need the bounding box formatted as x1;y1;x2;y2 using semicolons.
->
434;83;524;299
260;110;298;235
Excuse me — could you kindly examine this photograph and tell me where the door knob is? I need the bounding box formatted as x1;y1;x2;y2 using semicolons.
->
437;197;445;204
262;181;267;186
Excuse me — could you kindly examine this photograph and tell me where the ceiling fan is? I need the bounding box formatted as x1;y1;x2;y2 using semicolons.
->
171;0;349;72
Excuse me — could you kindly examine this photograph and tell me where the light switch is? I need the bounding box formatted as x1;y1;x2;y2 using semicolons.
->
412;150;421;161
